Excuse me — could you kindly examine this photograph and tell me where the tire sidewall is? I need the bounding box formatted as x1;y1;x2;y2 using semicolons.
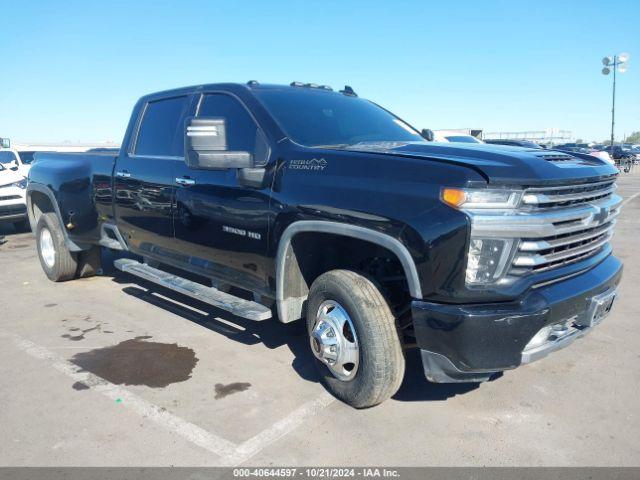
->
36;213;76;281
306;272;394;407
36;216;58;280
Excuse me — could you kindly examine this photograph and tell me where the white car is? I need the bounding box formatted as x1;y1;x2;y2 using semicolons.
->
0;148;33;177
589;150;615;165
0;163;29;229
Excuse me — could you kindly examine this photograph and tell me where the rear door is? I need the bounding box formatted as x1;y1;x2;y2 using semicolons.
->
172;92;272;294
114;94;193;256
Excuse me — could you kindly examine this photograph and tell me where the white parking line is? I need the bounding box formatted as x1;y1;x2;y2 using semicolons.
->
3;331;335;464
217;392;336;466
621;191;640;207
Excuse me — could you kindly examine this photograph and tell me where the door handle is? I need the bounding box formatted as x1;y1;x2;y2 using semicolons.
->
175;177;196;186
116;170;131;178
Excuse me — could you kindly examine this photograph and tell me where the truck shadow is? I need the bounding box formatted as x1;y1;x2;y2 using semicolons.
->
392;350;482;402
104;254;319;384
104;250;480;403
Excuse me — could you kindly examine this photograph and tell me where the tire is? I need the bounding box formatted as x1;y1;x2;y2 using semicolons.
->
77;245;102;278
306;269;405;408
36;213;78;282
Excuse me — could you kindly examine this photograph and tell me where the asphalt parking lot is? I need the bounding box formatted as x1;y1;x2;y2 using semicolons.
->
1;172;639;467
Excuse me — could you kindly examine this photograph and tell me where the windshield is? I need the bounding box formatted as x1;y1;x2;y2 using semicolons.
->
18;151;35;164
254;88;424;147
0;150;18;166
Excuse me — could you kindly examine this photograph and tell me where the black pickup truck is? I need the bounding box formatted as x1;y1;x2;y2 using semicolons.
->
27;82;623;407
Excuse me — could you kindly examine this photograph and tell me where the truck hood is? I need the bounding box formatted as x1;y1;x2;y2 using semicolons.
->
0;168;26;187
346;142;618;186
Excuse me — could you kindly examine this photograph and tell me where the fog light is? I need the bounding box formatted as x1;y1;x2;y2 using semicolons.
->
526;325;553;350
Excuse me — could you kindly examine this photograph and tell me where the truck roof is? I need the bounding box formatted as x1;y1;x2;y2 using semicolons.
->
139;82;346;103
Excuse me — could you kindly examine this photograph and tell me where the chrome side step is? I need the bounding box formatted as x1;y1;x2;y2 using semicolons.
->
114;258;272;321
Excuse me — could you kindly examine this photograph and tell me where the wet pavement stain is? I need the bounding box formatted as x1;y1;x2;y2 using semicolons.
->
72;381;90;391
70;336;198;388
62;324;102;341
214;382;251;399
44;303;57;308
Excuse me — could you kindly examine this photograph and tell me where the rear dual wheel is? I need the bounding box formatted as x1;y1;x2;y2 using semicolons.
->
36;213;100;282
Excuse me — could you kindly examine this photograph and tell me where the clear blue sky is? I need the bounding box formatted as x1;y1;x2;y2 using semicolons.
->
1;0;638;145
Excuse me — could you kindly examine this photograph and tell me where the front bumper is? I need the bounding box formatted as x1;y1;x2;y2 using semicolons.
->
412;254;623;383
0;186;27;222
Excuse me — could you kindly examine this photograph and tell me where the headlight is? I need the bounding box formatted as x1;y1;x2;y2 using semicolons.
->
441;188;522;209
11;179;27;189
440;187;522;285
466;238;516;285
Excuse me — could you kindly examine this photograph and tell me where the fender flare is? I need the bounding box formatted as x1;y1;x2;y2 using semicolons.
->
26;183;85;252
275;220;423;323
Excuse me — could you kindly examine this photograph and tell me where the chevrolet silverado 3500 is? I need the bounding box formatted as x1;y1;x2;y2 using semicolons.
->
27;82;622;407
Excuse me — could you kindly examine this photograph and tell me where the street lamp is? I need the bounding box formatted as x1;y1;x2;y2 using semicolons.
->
602;53;630;151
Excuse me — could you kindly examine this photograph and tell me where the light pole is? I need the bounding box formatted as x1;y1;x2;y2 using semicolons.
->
602;53;629;151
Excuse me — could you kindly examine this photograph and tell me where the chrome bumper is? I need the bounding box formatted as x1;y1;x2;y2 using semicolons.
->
521;288;617;364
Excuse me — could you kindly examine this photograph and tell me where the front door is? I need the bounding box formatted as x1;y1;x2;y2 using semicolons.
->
114;94;193;257
172;93;272;294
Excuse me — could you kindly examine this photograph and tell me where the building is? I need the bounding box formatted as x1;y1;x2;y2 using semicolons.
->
482;128;572;146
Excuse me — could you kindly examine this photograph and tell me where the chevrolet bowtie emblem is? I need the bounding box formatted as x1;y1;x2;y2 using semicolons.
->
593;207;609;224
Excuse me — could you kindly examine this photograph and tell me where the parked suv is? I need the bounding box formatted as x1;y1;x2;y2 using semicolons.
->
484;139;542;149
0;162;29;229
26;82;622;407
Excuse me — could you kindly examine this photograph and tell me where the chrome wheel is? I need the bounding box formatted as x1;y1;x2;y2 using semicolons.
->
39;227;56;268
310;300;359;381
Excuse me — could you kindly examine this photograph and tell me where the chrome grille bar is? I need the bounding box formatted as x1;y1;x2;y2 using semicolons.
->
514;232;613;267
521;179;616;208
470;196;621;238
519;220;616;251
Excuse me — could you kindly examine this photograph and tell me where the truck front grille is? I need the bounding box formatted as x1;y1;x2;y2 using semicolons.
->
509;178;620;276
511;218;616;274
469;176;621;281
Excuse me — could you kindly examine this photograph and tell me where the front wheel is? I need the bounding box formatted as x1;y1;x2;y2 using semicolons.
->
306;270;405;408
36;213;78;282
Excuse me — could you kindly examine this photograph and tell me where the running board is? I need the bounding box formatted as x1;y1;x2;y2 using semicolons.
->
114;258;272;321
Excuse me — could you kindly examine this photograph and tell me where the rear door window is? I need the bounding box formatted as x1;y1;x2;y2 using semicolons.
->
134;95;190;157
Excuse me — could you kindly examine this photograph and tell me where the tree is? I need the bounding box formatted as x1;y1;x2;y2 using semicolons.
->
624;131;640;144
576;138;584;143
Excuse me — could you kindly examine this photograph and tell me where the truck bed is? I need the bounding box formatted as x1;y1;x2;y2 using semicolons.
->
28;151;119;244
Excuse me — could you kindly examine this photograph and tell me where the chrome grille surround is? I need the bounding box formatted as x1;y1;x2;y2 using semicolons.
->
468;177;621;281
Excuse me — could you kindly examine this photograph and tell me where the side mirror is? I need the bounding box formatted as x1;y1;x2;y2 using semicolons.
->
421;129;435;142
185;117;253;170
